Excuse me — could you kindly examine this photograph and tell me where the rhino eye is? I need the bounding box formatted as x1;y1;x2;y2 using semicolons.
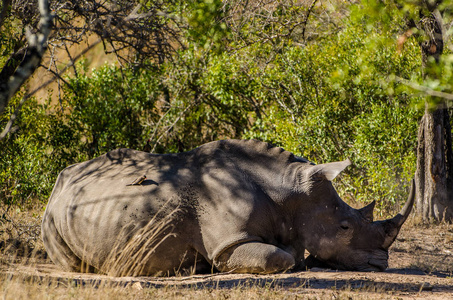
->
340;220;350;230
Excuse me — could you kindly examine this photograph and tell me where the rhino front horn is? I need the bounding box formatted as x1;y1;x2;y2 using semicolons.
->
381;179;416;249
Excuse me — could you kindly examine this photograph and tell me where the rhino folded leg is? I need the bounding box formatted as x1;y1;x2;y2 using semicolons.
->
215;242;295;274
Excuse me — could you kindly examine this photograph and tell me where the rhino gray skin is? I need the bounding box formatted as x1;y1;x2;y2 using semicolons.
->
42;139;415;276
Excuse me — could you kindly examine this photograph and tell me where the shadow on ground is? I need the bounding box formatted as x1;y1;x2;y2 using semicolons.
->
3;263;452;296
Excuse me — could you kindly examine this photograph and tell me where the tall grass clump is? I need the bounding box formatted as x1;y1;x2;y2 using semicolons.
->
102;204;180;277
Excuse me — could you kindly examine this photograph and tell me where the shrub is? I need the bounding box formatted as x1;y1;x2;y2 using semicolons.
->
242;20;423;214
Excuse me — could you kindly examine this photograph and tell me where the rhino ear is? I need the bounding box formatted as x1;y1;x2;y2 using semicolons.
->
358;200;375;223
307;159;351;181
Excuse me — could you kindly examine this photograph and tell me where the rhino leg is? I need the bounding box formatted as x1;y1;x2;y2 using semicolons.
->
41;214;95;273
215;242;295;274
137;247;212;276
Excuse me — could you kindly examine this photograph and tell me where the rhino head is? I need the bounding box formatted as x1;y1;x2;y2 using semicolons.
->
294;159;415;272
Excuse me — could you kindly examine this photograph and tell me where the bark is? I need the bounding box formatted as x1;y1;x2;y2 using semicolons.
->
0;47;26;84
415;107;453;222
414;6;453;222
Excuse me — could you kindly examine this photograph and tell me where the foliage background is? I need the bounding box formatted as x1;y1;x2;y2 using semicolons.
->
1;0;441;216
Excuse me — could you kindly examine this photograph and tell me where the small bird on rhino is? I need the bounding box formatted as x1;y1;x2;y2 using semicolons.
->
126;175;146;186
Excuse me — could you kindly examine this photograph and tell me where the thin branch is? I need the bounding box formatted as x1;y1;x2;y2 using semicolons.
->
302;0;318;40
151;102;196;153
63;40;78;78
42;63;71;88
394;76;453;102
0;94;27;139
29;38;102;97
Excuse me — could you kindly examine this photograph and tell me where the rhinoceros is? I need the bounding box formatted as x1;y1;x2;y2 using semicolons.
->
42;139;414;276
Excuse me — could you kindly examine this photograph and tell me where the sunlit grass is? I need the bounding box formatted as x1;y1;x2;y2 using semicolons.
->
0;272;402;300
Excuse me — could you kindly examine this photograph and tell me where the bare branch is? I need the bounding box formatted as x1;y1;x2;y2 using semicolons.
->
27;39;102;99
55;0;182;66
0;94;27;139
223;0;344;50
301;0;318;40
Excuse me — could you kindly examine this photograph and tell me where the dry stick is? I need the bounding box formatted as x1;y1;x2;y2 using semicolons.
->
40;63;72;90
301;0;318;41
63;39;78;78
52;57;63;107
151;101;196;153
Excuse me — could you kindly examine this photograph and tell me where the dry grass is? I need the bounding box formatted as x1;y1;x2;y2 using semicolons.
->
0;204;452;299
102;203;180;277
0;204;46;264
0;271;418;300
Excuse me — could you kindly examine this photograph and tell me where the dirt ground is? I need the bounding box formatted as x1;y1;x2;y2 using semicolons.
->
0;211;452;299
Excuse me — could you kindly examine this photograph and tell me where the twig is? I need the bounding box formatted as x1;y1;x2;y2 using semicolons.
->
394;76;453;102
0;95;27;139
302;0;318;40
151;102;196;153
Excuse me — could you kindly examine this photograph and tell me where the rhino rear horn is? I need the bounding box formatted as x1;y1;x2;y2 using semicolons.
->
381;179;416;249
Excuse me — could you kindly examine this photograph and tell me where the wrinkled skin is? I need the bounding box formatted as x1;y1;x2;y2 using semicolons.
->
42;139;414;276
296;184;393;272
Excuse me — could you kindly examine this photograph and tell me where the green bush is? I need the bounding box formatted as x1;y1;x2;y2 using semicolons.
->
0;2;429;216
0;63;165;206
0;96;69;207
62;62;163;158
156;47;264;151
242;20;423;214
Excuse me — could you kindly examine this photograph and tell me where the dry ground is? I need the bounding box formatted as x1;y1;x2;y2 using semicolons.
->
0;206;452;299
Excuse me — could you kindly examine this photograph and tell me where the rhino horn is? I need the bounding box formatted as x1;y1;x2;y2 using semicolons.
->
358;200;375;223
381;179;416;249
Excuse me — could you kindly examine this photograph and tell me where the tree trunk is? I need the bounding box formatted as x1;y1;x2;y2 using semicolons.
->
415;106;453;222
414;7;453;222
